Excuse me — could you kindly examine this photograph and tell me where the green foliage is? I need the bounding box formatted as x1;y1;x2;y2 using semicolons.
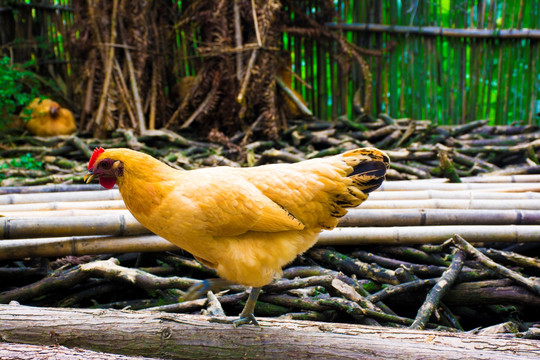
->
0;153;43;181
8;153;43;170
0;56;42;127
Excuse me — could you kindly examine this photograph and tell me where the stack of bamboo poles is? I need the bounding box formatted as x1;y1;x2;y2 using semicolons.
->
1;174;540;261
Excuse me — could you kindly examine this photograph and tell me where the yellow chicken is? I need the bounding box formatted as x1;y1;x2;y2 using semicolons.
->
23;98;76;136
85;147;389;326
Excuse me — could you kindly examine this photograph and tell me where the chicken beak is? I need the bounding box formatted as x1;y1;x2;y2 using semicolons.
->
84;172;97;183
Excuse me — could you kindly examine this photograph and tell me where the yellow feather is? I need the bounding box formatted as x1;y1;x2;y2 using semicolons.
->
91;147;389;287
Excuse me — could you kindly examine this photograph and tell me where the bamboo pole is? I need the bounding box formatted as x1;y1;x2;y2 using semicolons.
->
340;209;540;227
2;225;540;260
0;209;131;218
0;184;104;195
382;174;540;184
369;190;540;200
361;199;540;210
4;208;538;239
0;189;121;205
0;235;177;260
0;214;148;239
316;225;540;246
325;22;540;39
378;182;540;192
0;200;126;212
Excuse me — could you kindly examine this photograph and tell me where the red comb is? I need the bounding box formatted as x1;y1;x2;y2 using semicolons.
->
88;147;105;170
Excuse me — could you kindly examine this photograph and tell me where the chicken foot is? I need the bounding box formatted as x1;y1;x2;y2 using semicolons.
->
209;286;262;327
233;286;261;327
184;279;260;327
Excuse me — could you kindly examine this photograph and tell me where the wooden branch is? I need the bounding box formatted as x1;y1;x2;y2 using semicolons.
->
276;76;313;116
93;0;118;130
410;250;466;330
124;45;146;133
233;0;243;81
443;279;540;307
148;63;158;130
452;234;540;295
180;70;220;129
0;304;537;360
0;257;197;304
250;0;262;47
236;48;259;104
308;248;399;285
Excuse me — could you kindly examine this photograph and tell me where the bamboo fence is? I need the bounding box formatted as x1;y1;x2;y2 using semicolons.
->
1;0;538;128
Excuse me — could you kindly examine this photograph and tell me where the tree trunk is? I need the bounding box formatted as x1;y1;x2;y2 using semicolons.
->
0;342;157;360
0;304;537;360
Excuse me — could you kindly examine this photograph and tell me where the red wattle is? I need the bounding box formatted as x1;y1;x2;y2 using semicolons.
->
99;177;116;189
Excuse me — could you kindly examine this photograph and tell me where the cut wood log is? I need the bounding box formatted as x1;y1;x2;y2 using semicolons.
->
0;304;538;360
0;342;159;360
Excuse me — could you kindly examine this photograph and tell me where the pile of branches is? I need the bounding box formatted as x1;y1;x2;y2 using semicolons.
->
0;122;539;341
0;212;539;336
65;0;379;142
1;113;540;187
67;0;176;136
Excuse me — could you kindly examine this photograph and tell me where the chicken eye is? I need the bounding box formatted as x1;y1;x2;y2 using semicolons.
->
99;161;111;170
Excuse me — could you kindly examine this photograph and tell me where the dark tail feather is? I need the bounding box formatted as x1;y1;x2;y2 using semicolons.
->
346;148;390;193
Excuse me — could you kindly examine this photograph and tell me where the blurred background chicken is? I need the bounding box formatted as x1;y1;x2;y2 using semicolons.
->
22;98;76;136
85;147;389;326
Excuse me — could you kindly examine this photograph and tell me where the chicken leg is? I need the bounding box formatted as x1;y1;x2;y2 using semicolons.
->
207;286;261;327
185;280;261;327
233;287;261;327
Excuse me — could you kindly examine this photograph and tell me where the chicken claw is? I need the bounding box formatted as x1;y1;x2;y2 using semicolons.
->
210;287;262;327
233;286;261;327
